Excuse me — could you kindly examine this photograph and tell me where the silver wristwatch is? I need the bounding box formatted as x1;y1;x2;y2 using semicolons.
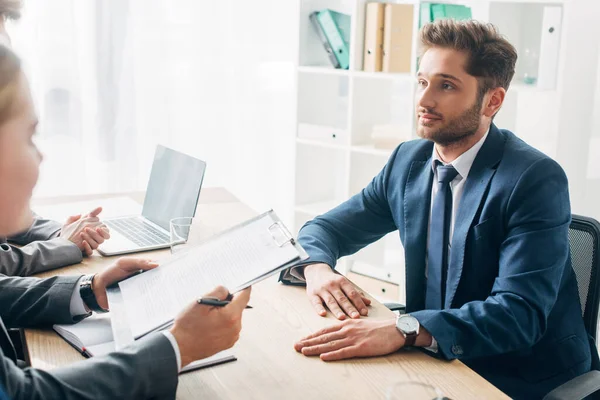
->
396;314;420;347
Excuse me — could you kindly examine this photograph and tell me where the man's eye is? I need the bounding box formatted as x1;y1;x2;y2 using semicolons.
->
442;83;454;90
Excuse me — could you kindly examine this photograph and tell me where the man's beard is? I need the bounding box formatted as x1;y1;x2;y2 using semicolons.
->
417;95;483;147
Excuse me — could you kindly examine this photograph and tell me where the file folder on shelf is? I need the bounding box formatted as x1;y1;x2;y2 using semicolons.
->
363;2;385;72
431;4;472;21
382;3;414;73
420;3;432;28
310;9;351;69
420;3;472;27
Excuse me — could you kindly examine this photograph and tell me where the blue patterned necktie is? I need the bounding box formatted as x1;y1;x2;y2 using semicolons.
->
426;161;459;310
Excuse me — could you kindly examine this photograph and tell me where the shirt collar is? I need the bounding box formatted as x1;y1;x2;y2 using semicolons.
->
431;128;490;180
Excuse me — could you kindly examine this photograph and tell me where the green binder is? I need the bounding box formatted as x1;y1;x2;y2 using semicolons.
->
420;3;433;28
431;4;472;21
420;3;472;27
314;9;350;70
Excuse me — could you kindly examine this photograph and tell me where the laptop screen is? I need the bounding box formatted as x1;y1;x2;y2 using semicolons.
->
142;145;206;230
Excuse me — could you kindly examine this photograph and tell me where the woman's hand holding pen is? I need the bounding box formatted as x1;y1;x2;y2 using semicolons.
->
169;285;252;369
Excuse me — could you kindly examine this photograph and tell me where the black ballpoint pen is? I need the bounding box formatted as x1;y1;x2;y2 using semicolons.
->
197;294;252;308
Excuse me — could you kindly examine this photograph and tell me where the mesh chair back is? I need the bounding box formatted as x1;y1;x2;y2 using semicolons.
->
569;215;600;342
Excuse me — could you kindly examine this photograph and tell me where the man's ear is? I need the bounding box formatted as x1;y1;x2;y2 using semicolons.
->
483;87;506;118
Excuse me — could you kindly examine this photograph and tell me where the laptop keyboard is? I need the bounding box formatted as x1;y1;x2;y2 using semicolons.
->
105;217;170;248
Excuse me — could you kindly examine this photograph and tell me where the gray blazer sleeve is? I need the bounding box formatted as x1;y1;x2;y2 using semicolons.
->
0;217;82;277
7;216;62;244
0;275;84;328
0;274;178;398
1;332;178;400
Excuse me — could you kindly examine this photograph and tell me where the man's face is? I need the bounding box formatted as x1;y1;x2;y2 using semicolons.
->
415;47;484;146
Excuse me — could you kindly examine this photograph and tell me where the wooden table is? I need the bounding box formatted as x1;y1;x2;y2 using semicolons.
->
25;188;508;400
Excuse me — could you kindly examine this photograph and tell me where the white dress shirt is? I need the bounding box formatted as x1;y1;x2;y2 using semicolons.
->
427;129;489;256
69;278;182;371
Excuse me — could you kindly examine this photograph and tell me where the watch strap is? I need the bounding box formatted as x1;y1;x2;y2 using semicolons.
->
404;331;417;347
79;274;108;313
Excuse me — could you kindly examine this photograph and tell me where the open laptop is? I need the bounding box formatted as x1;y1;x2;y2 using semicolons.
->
98;145;206;256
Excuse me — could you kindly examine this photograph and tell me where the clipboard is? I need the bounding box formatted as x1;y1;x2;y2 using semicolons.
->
107;210;307;349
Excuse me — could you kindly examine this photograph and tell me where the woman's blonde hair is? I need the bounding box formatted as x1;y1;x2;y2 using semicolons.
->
0;0;22;20
0;44;21;122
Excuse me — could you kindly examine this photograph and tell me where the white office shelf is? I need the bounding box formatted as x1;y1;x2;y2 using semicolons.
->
298;65;350;76
352;70;413;80
351;144;393;157
510;82;557;93
297;137;347;151
294;0;567;282
297;66;412;81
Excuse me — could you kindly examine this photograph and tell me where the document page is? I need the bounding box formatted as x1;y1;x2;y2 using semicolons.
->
118;212;302;339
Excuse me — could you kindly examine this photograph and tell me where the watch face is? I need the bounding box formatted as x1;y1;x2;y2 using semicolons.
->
397;316;419;333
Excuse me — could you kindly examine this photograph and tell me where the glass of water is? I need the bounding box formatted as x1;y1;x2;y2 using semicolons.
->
170;217;195;255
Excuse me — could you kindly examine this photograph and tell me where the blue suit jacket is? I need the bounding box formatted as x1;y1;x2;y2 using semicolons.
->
285;125;593;399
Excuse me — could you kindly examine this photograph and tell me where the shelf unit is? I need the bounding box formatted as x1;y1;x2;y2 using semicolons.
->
294;0;566;302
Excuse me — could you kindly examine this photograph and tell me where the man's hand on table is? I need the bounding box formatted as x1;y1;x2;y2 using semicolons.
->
304;263;371;320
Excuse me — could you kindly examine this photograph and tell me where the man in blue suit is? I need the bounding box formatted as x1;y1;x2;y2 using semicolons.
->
282;19;593;399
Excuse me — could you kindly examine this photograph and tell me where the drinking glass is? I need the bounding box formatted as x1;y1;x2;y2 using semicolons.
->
170;217;196;255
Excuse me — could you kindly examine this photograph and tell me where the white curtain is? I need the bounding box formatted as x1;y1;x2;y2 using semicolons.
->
8;0;297;224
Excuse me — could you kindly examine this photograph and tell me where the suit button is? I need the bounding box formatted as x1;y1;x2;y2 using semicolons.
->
451;345;463;355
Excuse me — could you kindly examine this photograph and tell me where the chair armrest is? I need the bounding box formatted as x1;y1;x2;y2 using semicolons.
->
383;302;406;313
543;370;600;400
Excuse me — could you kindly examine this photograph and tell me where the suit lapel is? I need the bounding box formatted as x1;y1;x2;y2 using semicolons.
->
445;125;506;307
403;145;434;312
0;317;17;363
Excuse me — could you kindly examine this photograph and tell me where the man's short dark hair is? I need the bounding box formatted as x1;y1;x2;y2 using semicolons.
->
420;19;517;96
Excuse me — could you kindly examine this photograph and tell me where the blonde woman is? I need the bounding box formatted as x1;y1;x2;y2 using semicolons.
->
0;0;113;277
0;46;251;400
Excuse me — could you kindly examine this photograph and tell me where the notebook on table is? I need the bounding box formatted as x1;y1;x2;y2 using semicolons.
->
53;313;236;373
53;313;115;357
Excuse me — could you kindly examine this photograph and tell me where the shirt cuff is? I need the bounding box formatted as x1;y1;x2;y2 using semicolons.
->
280;266;307;283
69;277;89;317
424;336;438;353
162;330;182;373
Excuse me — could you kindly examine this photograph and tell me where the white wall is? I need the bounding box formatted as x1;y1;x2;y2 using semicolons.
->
129;0;298;225
555;0;600;221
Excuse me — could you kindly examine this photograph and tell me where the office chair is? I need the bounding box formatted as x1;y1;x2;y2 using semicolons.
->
384;215;600;399
544;214;600;400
